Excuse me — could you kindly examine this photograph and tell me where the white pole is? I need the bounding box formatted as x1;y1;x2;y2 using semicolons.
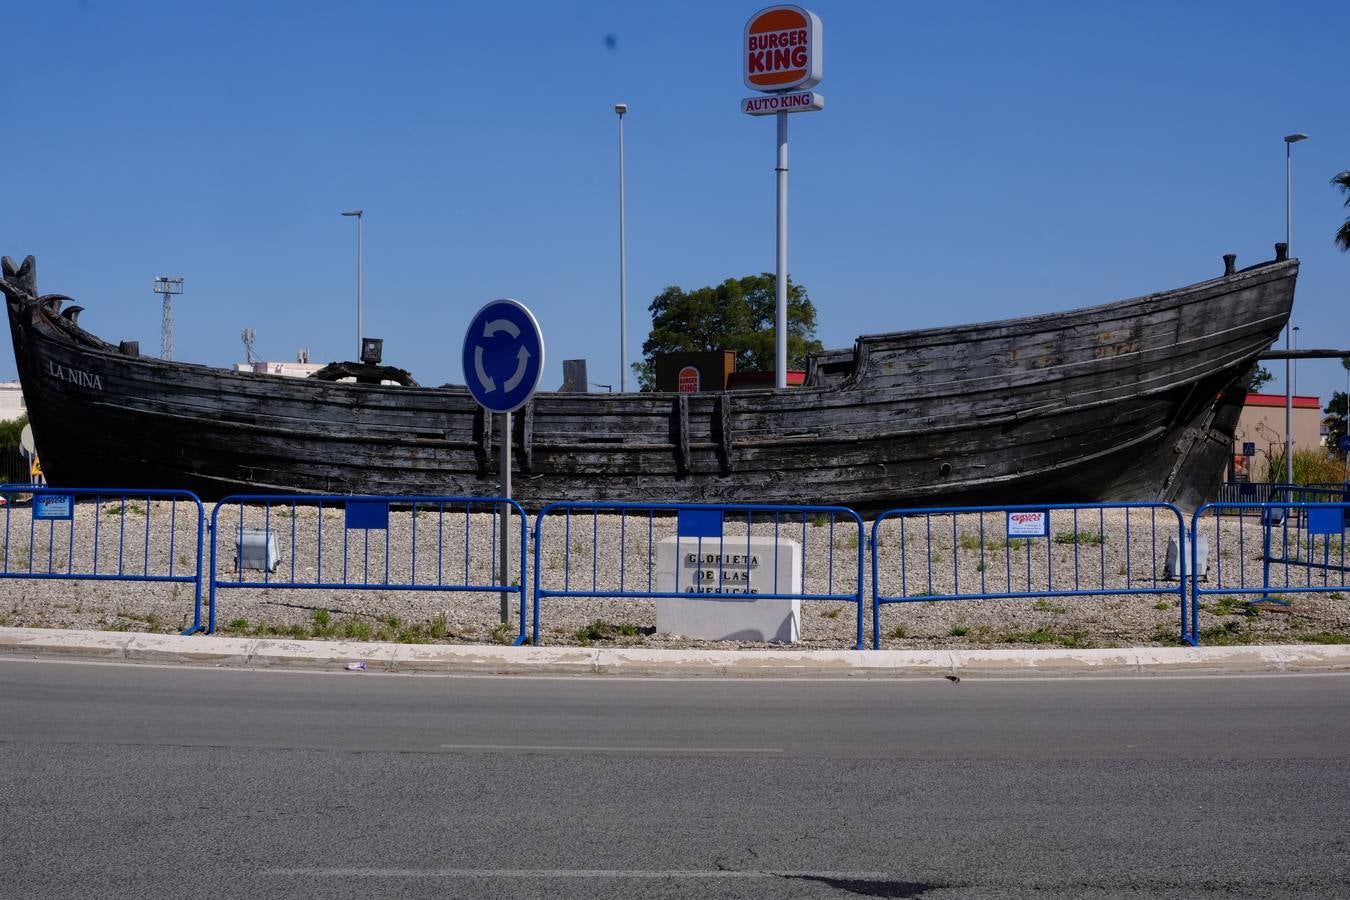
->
357;212;364;358
1284;141;1293;486
342;210;364;359
499;412;511;624
775;110;788;389
1292;326;1300;397
1284;327;1293;485
1281;134;1307;485
617;104;628;392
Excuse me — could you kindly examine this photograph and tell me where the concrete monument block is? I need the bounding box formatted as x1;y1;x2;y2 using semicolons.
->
655;536;800;642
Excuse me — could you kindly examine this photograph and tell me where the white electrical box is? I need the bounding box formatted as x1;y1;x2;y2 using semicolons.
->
236;528;279;572
1164;534;1208;580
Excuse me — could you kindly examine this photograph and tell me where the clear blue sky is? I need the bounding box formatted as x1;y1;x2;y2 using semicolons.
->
4;0;1346;402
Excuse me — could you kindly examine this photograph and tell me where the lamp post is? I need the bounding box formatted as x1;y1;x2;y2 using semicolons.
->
1283;133;1307;485
152;276;184;360
341;210;364;360
1292;325;1300;397
615;103;628;393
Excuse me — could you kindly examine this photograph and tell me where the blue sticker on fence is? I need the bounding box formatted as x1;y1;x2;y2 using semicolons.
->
677;508;723;539
33;494;73;520
1006;509;1050;538
345;500;390;530
1307;507;1345;536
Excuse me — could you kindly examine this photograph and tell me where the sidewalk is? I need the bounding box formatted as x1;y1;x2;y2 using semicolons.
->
3;627;1349;677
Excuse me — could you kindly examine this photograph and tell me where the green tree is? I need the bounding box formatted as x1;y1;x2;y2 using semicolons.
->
0;414;30;487
1327;391;1348;453
0;414;28;452
633;274;824;390
1249;365;1274;392
1326;356;1350;460
1334;171;1350;252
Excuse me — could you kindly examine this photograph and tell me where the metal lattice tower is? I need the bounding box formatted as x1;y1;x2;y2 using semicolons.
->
241;328;259;364
152;276;183;360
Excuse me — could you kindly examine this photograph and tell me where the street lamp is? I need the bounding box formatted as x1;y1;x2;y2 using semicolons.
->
1283;133;1307;485
341;210;364;360
615;103;628;393
152;276;184;360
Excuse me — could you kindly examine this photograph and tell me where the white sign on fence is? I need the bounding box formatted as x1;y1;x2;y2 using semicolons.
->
33;494;73;520
1006;510;1050;538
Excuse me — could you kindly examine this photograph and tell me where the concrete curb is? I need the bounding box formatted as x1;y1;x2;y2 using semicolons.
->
3;627;1350;677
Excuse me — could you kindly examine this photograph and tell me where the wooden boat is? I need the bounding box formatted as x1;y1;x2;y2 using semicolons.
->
2;249;1296;513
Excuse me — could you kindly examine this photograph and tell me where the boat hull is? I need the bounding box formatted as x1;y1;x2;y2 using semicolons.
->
3;254;1296;513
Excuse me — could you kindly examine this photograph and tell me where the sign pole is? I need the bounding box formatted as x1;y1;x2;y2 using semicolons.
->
499;411;511;624
775;109;788;390
742;5;821;389
461;297;544;632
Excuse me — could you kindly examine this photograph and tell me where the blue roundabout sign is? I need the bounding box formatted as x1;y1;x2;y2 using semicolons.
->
461;299;545;414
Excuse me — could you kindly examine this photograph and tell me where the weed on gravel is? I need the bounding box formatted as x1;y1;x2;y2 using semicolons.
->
573;619;649;645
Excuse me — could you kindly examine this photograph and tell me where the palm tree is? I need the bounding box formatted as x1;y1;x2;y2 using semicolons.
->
1335;171;1350;252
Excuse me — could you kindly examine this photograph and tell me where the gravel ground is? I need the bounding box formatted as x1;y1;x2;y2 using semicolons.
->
0;498;1346;649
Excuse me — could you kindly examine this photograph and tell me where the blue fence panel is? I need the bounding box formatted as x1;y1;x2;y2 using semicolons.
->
1214;482;1350;510
1190;500;1348;644
871;502;1189;649
1268;485;1349;504
0;485;206;634
208;495;528;644
532;502;866;649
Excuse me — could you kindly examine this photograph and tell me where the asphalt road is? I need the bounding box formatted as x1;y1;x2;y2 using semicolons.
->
2;660;1348;899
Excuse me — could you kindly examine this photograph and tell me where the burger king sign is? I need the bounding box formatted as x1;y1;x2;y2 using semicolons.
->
744;5;822;93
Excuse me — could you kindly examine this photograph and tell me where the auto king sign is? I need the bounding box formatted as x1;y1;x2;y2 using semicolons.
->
742;5;823;115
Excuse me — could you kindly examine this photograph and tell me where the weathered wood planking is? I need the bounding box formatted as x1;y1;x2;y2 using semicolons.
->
3;252;1296;513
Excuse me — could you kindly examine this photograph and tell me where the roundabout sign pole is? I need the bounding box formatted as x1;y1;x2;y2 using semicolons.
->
462;298;545;624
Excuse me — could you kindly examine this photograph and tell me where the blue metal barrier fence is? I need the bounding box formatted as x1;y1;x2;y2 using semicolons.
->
1190;499;1348;644
532;502;866;648
0;485;206;634
1217;482;1350;509
208;494;528;644
872;502;1189;649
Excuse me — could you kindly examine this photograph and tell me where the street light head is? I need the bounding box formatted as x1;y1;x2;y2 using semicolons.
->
152;276;183;295
614;103;627;116
341;210;363;217
1283;133;1308;144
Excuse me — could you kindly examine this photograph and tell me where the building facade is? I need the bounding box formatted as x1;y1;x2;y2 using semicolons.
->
1231;392;1323;481
0;381;25;422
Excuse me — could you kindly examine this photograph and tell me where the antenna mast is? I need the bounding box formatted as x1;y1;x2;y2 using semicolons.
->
152;276;184;360
241;328;259;364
